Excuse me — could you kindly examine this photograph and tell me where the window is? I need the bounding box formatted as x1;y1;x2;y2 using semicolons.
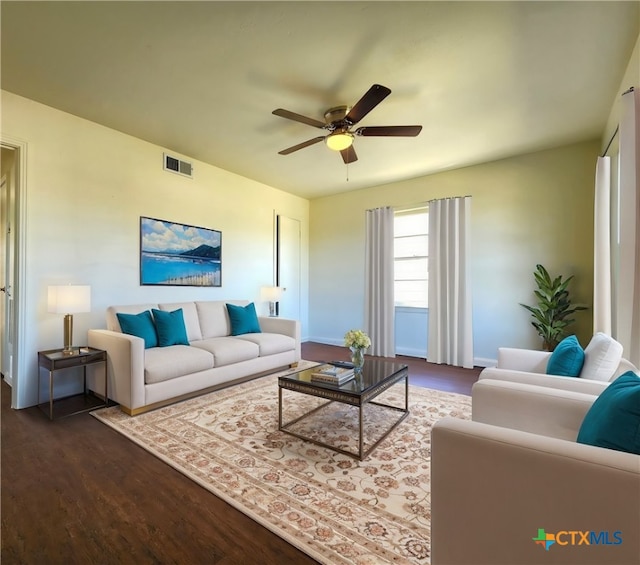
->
394;208;428;308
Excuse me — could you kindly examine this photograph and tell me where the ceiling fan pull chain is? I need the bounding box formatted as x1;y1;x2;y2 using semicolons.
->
346;162;349;182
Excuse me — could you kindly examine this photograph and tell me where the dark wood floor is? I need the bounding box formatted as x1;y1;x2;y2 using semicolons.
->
1;343;480;565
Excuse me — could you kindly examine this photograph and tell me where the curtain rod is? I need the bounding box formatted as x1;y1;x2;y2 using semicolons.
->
428;195;472;203
602;126;619;158
601;87;635;157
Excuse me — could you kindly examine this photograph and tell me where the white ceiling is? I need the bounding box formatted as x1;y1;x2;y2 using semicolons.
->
1;1;638;199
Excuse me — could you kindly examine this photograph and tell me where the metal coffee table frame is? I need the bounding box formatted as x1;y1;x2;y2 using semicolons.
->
278;362;409;460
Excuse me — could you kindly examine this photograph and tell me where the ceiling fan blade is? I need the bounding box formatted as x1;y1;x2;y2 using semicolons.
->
272;108;326;129
356;125;423;137
345;84;391;125
340;145;358;164
278;136;325;155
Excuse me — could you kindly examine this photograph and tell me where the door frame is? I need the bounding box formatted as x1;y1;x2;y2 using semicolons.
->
1;136;27;409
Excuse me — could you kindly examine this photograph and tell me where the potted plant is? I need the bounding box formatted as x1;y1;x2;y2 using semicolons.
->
520;264;588;351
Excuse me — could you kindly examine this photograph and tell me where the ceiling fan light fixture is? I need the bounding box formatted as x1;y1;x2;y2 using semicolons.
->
274;84;422;163
325;132;354;152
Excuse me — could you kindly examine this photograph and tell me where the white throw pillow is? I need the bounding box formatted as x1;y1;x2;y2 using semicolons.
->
581;333;623;381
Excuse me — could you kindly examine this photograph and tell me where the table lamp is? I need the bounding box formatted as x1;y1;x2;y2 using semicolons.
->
48;285;91;355
261;286;284;317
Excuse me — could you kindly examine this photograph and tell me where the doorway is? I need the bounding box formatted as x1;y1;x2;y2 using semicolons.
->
1;140;25;409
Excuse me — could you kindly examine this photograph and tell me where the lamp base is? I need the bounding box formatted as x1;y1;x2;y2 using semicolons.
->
268;302;278;317
63;314;75;354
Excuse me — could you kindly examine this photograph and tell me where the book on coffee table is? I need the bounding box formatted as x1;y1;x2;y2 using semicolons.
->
310;364;355;385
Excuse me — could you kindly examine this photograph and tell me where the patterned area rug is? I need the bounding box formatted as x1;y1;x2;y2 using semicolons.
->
92;361;471;564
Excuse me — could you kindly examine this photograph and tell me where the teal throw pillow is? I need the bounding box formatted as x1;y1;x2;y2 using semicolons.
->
116;310;158;349
546;335;585;377
152;308;190;347
577;371;640;454
226;302;261;336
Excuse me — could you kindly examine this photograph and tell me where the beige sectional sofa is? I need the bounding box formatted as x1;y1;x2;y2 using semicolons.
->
88;300;300;415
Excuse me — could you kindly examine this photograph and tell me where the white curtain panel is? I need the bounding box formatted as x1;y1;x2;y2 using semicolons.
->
593;156;612;335
364;206;395;357
427;196;474;368
617;88;640;366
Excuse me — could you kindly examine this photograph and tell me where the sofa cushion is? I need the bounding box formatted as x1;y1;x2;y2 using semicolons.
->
235;333;296;356
158;302;202;342
546;335;584;377
144;345;214;384
196;301;231;338
577;371;640;454
191;337;259;367
116;310;158;349
581;333;623;381
152;308;190;347
226;302;261;335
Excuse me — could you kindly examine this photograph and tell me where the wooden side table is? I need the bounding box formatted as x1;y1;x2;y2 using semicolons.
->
37;347;108;420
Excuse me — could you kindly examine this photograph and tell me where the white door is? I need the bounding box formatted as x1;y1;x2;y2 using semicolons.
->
277;215;301;320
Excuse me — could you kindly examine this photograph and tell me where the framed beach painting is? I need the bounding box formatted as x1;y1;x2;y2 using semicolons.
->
140;217;222;286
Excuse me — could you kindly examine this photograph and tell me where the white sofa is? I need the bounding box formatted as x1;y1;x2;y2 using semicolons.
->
431;379;640;565
88;300;300;415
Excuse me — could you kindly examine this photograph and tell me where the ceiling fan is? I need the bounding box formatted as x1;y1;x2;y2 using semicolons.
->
272;84;422;164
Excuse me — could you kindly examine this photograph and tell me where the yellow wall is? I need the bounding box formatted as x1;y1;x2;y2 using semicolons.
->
1;90;310;408
309;140;599;362
602;33;640;153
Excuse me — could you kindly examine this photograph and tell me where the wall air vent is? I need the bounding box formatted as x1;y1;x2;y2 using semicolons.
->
163;153;193;178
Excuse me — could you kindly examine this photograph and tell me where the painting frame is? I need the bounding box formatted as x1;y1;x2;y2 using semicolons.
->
140;216;222;287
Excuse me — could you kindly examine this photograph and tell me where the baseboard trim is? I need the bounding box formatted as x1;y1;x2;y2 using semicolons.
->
395;347;428;358
305;336;343;347
473;357;496;368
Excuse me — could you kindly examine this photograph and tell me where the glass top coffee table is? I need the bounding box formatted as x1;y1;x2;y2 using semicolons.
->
278;359;409;460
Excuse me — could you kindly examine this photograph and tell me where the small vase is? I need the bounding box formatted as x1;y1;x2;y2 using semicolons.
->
350;346;365;370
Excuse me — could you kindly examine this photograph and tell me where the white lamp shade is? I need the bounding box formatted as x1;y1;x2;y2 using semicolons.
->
261;286;284;302
48;285;91;314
